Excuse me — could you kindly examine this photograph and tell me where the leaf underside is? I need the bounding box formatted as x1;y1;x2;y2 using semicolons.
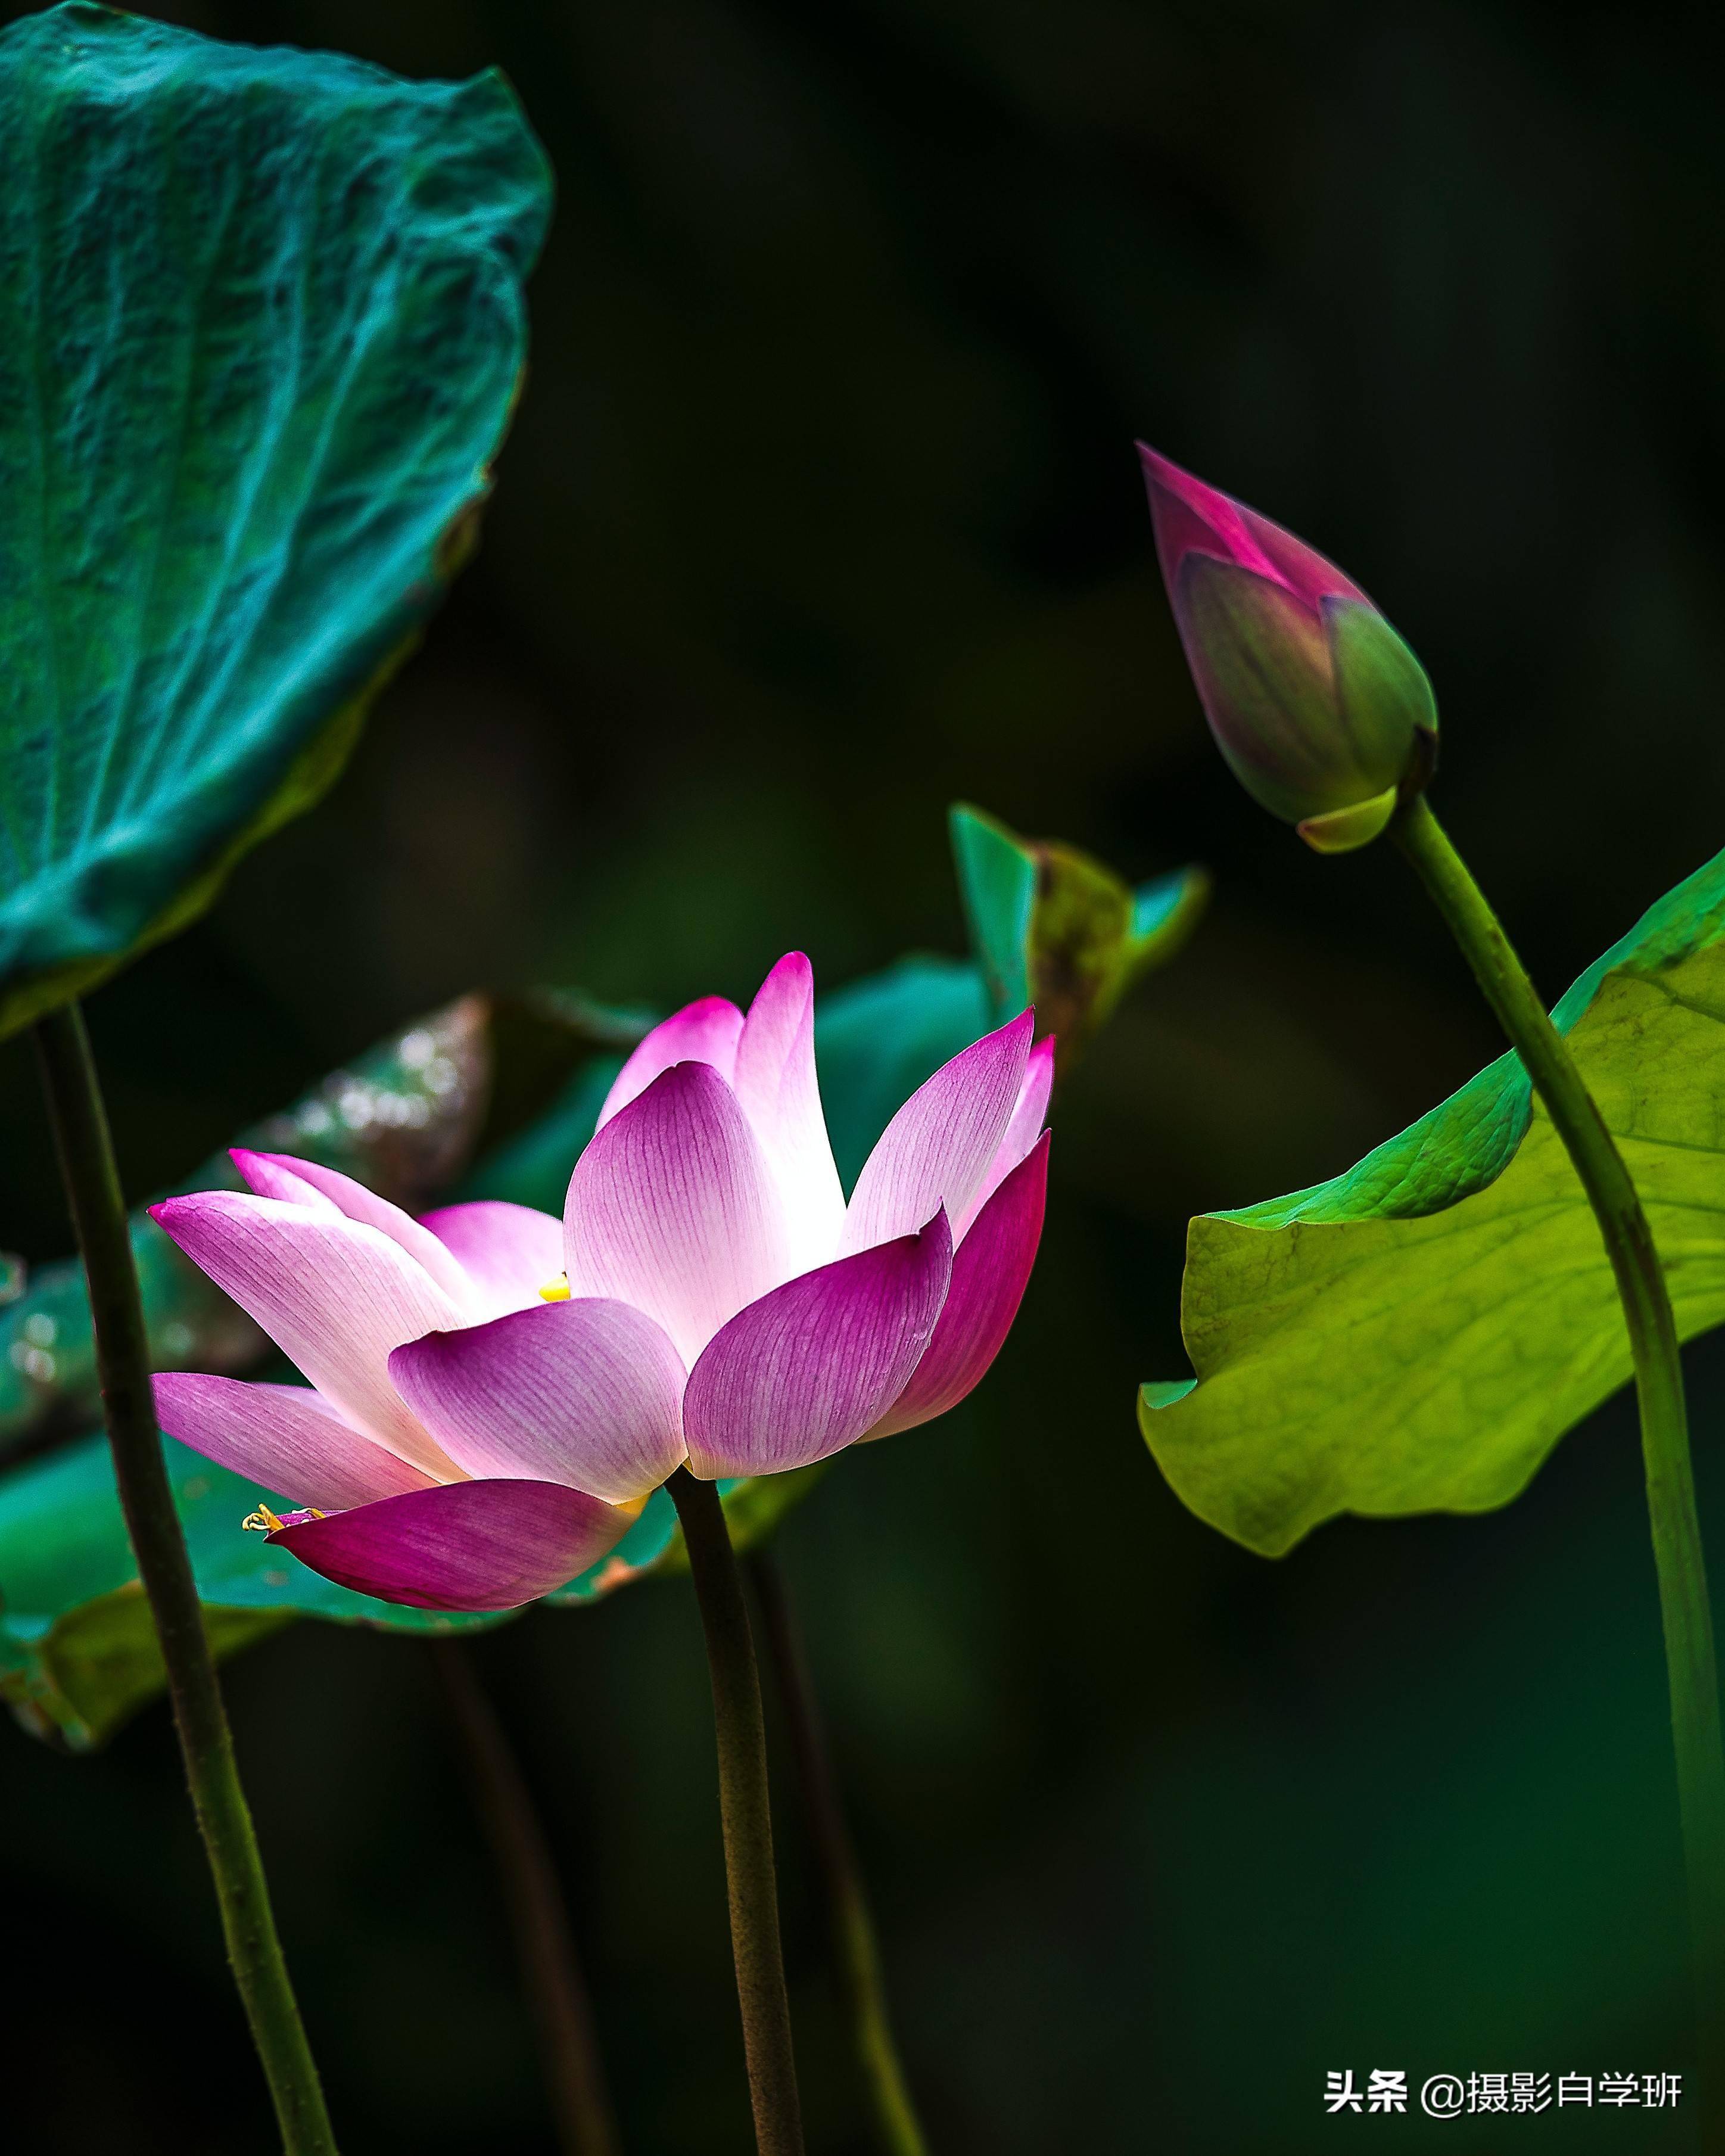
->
0;4;550;1037
1142;842;1725;1557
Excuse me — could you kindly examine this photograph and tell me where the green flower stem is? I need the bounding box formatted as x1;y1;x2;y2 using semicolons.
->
30;1001;337;2156
668;1469;806;2156
1394;794;1725;2090
429;1639;619;2156
748;1549;929;2156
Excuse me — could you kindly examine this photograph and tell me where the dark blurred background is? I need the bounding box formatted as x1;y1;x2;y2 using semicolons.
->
3;0;1724;2146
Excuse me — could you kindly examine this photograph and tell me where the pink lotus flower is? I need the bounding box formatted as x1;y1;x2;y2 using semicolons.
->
1139;445;1438;853
150;954;1051;1613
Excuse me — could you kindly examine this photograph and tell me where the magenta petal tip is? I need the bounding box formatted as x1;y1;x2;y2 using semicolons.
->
872;1133;1049;1438
683;1211;954;1479
269;1477;634;1612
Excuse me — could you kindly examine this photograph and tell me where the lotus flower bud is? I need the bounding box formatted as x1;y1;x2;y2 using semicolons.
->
1138;446;1437;854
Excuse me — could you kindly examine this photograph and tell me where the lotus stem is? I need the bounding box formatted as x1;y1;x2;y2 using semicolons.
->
1393;794;1725;2115
429;1637;620;2156
668;1468;805;2156
748;1548;929;2156
31;1000;337;2155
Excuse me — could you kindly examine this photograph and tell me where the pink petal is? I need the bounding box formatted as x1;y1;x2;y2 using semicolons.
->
870;1135;1048;1438
1141;446;1283;590
1138;444;1368;616
389;1298;686;1503
269;1479;634;1612
731;952;845;1271
1237;499;1372;614
956;1032;1054;1240
418;1200;565;1315
233;1150;474;1305
564;1062;789;1365
228;1153;345;1214
148;1191;465;1478
840;1010;1033;1256
683;1212;953;1479
596;995;745;1130
153;1373;441;1508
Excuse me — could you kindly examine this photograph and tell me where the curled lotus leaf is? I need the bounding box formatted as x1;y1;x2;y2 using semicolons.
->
950;802;1207;1069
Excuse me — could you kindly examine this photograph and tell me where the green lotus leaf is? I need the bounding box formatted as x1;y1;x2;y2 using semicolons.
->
1141;842;1725;1557
0;4;550;1037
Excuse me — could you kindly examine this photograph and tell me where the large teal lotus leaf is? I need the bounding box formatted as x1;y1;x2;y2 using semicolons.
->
1141;844;1725;1557
0;4;550;1037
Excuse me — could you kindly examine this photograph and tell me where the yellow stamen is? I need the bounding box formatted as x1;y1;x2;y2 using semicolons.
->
241;1504;324;1534
538;1271;571;1302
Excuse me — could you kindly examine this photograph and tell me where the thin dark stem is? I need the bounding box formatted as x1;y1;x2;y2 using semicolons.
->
667;1469;805;2156
748;1549;929;2156
1394;795;1725;2114
429;1638;620;2156
32;1001;337;2155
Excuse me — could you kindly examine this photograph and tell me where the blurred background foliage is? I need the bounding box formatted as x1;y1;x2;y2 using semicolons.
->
1;0;1722;2147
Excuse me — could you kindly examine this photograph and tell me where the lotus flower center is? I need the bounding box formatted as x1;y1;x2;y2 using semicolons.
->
539;1273;571;1302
